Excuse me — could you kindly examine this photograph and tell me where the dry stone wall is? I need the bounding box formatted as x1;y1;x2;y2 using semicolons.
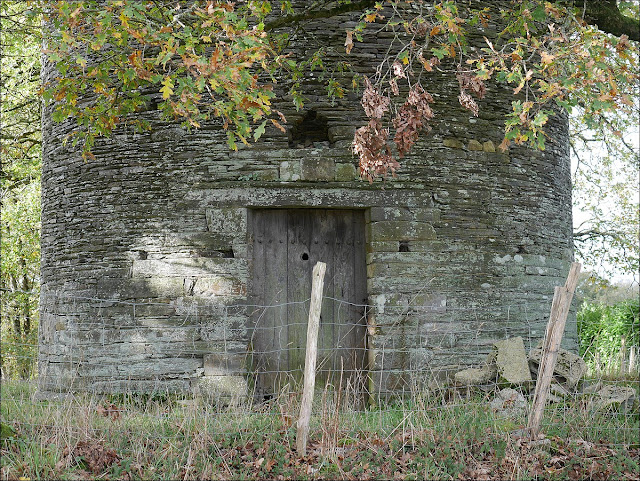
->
38;2;576;396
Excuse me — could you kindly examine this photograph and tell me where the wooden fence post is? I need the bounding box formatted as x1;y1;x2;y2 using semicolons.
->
296;261;326;455
527;262;581;439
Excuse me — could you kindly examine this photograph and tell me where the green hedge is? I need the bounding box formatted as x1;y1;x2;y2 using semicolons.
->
577;298;639;371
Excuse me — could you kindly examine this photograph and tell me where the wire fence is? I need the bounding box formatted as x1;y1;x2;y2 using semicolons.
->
2;290;638;395
2;290;638;403
1;290;638;479
30;290;559;395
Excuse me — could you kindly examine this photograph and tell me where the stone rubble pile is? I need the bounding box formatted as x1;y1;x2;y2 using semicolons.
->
454;336;637;415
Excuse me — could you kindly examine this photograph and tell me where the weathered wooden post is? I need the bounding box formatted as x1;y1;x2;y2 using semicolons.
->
296;261;326;455
619;336;627;376
527;262;581;439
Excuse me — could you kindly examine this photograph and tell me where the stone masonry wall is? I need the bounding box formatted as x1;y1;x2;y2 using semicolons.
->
38;2;575;396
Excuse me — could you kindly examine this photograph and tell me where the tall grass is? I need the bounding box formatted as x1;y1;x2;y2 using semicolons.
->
2;379;638;480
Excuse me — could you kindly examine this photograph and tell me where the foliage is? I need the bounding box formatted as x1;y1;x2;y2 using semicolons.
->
346;1;639;180
576;272;640;305
38;0;290;157
0;1;41;170
0;181;40;379
25;2;639;173
567;1;640;281
1;1;42;379
571;117;639;281
578;298;640;372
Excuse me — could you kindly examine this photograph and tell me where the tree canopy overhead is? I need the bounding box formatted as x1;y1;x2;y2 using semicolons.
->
32;1;638;175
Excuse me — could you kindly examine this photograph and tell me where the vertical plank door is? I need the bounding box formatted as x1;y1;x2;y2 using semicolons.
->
250;209;367;399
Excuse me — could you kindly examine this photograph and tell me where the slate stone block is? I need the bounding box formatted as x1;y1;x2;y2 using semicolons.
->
335;163;358;181
443;138;464;149
483;140;496;152
204;353;246;376
192;276;247;297
369;221;436;242
132;258;246;278
468;139;484;151
300;157;335;181
529;341;586;388
205;207;247;235
279;160;301;181
493;337;532;385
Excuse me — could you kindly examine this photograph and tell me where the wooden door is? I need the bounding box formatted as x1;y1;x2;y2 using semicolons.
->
250;209;367;398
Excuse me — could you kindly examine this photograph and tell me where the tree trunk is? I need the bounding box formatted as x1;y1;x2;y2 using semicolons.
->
20;257;31;336
10;276;21;336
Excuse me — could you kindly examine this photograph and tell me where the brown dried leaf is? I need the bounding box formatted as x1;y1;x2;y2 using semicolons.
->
458;90;479;116
390;78;399;96
456;70;486;99
540;51;555;65
265;458;277;472
392;61;406;79
98;402;122;420
410;18;430;37
361;78;390;119
345;30;354;54
353;119;396;182
419;56;432;72
276;110;287;123
271;118;286;133
407;84;434;118
69;440;120;474
393;105;422;157
513;81;525;95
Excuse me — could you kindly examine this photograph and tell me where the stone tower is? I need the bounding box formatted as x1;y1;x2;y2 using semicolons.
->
38;2;575;398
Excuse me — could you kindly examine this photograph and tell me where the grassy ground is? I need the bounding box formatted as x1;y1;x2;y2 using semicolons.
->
1;380;638;480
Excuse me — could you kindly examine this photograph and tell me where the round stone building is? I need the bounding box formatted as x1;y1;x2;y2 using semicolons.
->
38;3;576;399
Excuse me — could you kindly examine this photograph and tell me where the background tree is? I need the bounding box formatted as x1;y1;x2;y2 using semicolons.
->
564;0;639;283
572;132;639;281
1;0;42;378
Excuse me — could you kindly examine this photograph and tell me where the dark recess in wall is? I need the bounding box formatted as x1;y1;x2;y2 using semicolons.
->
288;110;329;148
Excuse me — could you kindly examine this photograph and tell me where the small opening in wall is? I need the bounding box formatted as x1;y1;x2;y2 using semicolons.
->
301;252;309;261
145;93;161;111
289;110;329;148
137;250;148;260
220;248;235;258
399;241;410;252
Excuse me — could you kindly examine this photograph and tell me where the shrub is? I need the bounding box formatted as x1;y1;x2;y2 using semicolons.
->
578;298;639;373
